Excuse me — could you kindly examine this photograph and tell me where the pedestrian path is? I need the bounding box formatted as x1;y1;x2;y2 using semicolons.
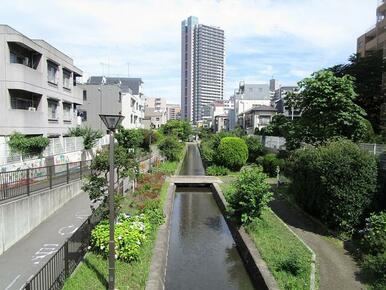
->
0;192;93;290
270;195;366;290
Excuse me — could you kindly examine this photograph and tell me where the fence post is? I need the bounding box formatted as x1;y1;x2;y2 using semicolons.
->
374;143;377;155
66;163;70;184
80;160;83;179
26;168;30;195
49;166;53;189
64;242;69;278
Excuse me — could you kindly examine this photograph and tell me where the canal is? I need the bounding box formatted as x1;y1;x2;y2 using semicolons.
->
165;143;254;290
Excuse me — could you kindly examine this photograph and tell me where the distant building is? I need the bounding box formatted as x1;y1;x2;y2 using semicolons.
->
228;81;272;130
86;76;145;129
214;115;229;132
78;83;123;132
143;107;167;129
145;97;167;112
273;86;301;120
181;16;225;123
357;1;386;57
238;105;277;135
166;104;181;120
144;97;167;128
0;25;83;137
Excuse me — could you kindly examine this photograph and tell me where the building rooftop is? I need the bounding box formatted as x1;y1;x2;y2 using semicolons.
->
88;76;143;94
240;105;277;116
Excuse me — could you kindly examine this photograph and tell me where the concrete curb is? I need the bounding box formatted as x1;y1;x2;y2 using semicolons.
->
145;182;176;290
146;144;186;290
211;183;280;290
268;208;317;290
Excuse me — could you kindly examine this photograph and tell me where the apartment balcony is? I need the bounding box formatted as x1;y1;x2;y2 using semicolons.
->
5;63;43;91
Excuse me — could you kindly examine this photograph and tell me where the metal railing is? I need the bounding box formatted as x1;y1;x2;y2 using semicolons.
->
24;208;102;290
0;160;91;202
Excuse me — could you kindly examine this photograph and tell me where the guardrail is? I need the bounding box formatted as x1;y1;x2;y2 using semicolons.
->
24;208;102;290
0;160;91;202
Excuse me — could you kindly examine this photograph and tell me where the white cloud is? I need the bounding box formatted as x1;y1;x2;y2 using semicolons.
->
0;0;377;103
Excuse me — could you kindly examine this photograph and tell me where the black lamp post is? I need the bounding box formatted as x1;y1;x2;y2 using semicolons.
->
99;114;124;290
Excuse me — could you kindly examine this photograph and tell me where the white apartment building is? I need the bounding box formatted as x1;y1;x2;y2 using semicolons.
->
145;97;167;112
0;25;83;137
181;16;225;123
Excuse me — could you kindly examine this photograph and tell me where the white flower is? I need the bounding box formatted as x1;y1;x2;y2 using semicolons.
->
101;245;105;250
115;254;118;259
87;246;91;250
118;236;122;240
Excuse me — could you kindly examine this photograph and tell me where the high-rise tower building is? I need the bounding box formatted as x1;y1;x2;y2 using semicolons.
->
181;16;225;123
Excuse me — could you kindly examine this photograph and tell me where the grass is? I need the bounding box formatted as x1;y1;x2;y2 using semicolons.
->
245;209;313;290
152;161;178;175
63;180;171;290
220;176;314;290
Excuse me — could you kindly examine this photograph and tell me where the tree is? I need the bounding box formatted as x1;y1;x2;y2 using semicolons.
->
158;136;183;161
160;120;192;141
329;51;386;133
68;126;102;150
286;70;368;147
243;135;264;162
260;114;293;137
115;127;144;153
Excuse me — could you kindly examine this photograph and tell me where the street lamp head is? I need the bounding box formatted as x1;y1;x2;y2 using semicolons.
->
99;114;125;131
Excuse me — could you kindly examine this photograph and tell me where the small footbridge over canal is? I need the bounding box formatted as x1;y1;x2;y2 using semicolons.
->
147;143;278;290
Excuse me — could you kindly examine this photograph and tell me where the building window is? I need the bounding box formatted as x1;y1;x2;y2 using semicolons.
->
47;60;58;85
10;89;41;110
63;69;71;90
83;90;87;101
8;42;41;69
48;99;59;120
155;117;160;121
63;103;72;122
118;92;122;103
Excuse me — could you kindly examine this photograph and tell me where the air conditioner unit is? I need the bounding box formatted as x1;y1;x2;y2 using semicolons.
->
28;107;36;112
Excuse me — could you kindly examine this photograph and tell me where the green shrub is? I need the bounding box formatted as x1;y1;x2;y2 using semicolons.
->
277;252;302;276
287;139;377;235
228;166;273;224
259;153;285;177
243;135;264;162
217;137;248;170
158;136;183;161
200;140;216;166
140;199;165;226
153;161;177;175
68;126;102;150
8;132;50;156
362;252;386;289
206;165;230;176
361;212;386;255
90;214;150;262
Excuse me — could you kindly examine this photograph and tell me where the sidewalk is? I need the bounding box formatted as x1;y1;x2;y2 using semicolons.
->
0;192;93;290
270;194;366;290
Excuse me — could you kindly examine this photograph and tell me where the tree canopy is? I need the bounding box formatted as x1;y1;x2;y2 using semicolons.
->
286;70;368;147
329;51;386;134
160;120;192;141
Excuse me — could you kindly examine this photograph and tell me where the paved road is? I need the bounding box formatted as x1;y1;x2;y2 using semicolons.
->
270;195;366;290
0;192;93;290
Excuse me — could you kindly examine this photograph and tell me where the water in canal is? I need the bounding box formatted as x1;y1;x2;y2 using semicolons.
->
165;144;254;290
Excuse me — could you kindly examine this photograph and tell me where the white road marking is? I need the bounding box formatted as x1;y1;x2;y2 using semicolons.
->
5;274;20;290
58;225;78;236
31;244;59;264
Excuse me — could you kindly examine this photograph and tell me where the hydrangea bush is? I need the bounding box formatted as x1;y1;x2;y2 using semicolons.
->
90;214;151;262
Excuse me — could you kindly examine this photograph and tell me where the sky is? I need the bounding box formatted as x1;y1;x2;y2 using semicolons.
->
0;0;378;103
